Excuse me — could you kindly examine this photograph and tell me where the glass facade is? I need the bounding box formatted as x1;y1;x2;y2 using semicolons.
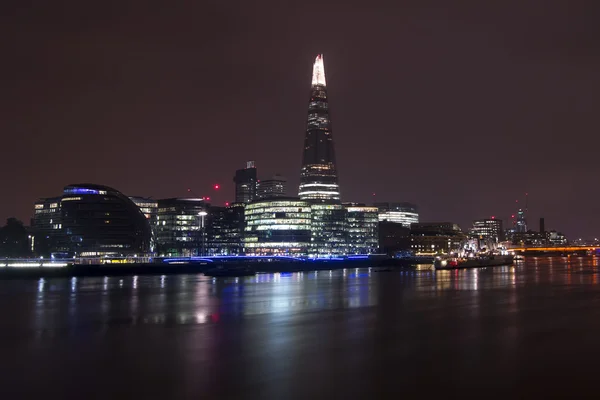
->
31;196;63;256
129;197;158;223
206;203;245;255
244;199;312;256
32;197;62;233
299;55;340;201
129;196;158;241
155;198;208;257
310;203;347;256
57;184;152;257
345;206;379;254
257;175;287;199
234;161;258;203
375;202;419;228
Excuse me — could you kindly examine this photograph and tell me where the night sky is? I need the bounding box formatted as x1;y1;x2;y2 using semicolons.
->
2;1;600;238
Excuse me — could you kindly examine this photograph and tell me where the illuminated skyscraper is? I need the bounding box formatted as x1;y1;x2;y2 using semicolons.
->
298;55;340;201
516;208;527;233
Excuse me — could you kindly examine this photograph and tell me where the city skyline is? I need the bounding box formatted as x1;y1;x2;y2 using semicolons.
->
2;1;599;238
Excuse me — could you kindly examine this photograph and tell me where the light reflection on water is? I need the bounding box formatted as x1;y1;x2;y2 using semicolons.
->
10;257;600;335
6;257;600;398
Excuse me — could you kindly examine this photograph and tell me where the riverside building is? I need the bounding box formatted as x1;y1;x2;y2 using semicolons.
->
243;198;312;256
32;184;153;258
345;204;379;254
155;198;209;257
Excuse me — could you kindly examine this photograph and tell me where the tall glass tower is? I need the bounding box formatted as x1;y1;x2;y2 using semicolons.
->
298;54;340;201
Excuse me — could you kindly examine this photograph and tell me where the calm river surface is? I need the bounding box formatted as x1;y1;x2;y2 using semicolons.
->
1;256;600;399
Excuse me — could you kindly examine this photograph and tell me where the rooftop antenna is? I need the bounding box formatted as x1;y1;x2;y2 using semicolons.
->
187;188;201;198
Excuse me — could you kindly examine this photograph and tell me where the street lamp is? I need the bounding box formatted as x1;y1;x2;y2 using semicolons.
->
198;211;208;256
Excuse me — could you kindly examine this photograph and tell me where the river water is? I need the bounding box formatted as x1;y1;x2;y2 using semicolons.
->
1;256;599;398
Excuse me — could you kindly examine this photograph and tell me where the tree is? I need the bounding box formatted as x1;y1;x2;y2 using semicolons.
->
0;218;31;258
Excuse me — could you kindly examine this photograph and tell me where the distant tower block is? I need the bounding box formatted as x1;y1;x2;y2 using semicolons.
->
233;161;257;203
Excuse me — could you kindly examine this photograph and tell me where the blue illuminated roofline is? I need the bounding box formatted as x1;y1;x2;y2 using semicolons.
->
64;188;101;195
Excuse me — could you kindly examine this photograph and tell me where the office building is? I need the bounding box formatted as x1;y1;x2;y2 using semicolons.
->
155;198;208;257
257;175;287;199
345;204;379;254
32;184;153;257
378;221;411;254
375;202;419;228
206;203;245;256
512;231;547;246
410;222;464;255
310;202;348;256
129;196;158;239
129;197;158;224
539;217;545;233
32;197;62;233
234;161;258;203
298;55;340;201
470;218;504;242
31;196;63;256
244;198;312;256
243;199;381;257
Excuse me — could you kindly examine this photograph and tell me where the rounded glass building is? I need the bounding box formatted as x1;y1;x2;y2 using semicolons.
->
58;184;153;257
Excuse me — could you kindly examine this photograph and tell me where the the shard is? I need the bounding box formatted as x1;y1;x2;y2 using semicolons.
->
298;54;340;201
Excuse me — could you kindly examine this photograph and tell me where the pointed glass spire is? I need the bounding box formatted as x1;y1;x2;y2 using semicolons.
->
299;54;340;201
311;54;326;86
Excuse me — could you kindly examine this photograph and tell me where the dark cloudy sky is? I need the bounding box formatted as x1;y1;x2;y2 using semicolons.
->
2;0;600;238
